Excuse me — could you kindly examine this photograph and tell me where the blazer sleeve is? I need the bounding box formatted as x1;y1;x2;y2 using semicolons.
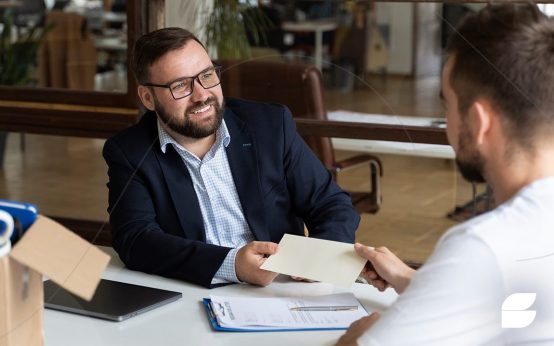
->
103;138;231;288
281;107;360;242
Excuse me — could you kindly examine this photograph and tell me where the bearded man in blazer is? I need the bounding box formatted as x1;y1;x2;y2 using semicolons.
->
103;27;359;288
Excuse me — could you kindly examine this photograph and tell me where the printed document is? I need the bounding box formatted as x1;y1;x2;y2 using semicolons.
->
209;293;369;330
260;234;367;287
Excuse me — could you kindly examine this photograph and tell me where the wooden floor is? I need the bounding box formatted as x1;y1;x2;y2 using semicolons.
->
0;75;481;265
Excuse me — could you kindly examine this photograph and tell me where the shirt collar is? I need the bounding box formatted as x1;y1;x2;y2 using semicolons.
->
157;118;231;154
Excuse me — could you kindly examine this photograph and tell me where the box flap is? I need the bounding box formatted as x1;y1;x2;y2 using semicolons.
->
9;215;110;301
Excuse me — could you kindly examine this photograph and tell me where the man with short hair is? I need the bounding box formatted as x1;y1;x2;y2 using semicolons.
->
103;28;359;288
338;4;554;345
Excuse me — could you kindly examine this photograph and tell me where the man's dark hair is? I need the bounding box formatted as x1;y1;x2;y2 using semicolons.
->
447;4;554;147
132;27;205;85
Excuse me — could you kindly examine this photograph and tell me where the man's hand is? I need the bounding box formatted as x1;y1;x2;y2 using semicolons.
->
235;241;279;286
336;312;380;346
355;243;415;294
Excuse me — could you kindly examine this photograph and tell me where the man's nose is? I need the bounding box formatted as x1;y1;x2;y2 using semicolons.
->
189;78;209;102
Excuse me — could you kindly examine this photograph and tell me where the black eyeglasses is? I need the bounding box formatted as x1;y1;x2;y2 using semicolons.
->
143;65;222;100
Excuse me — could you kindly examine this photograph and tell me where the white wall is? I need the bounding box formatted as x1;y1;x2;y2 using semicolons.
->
414;3;442;77
375;2;414;75
165;0;215;57
165;0;210;42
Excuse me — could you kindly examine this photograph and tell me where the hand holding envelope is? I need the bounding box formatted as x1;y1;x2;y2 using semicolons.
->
260;234;368;287
236;241;280;286
354;244;415;294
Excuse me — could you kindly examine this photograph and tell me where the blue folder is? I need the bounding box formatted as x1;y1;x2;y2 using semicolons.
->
203;298;350;332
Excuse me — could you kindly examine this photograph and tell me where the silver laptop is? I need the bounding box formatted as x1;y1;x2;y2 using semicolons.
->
44;279;182;322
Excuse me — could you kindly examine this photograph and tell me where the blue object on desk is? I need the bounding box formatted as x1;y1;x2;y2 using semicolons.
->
0;199;38;245
0;209;14;248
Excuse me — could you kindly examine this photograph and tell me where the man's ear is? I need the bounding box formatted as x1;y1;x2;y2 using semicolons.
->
138;85;155;111
468;99;493;145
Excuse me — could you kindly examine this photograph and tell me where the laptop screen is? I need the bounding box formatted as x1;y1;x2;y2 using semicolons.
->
44;279;182;322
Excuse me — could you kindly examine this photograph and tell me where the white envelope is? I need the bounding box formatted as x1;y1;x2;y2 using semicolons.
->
260;234;367;287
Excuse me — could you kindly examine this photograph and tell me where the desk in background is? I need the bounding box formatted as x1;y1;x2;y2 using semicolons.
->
328;110;454;159
282;20;337;71
44;247;397;346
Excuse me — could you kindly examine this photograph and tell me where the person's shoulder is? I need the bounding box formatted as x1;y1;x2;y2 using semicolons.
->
225;97;290;119
462;181;554;239
224;98;294;135
106;111;157;146
439;182;554;262
438;206;511;249
104;111;157;155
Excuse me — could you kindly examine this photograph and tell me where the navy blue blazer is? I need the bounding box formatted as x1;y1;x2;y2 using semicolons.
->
103;98;359;288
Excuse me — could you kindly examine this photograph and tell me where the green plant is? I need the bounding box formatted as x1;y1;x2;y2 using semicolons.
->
0;12;50;86
199;0;272;59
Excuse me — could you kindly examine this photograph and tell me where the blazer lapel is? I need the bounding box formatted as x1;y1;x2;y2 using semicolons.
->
155;145;206;241
224;110;269;241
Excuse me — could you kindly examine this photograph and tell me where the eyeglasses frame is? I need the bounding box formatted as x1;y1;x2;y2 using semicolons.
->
142;65;222;100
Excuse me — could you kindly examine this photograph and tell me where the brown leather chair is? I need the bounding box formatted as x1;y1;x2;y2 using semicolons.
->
218;60;383;214
38;11;97;90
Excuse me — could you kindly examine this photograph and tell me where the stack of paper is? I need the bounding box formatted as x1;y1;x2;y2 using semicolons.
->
204;293;369;332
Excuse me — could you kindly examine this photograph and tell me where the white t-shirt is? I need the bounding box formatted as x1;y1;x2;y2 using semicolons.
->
359;177;554;345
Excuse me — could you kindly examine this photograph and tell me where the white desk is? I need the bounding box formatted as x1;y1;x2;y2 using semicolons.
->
328;110;454;159
94;36;127;52
44;247;397;346
282;20;337;71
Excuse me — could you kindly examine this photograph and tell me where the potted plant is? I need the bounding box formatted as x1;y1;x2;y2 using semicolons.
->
193;0;271;59
0;13;50;86
0;11;50;166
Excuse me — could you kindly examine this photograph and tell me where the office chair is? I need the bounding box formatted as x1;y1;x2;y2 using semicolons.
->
218;59;383;214
38;11;97;90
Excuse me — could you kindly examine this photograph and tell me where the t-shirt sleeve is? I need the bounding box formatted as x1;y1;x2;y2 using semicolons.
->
358;230;504;346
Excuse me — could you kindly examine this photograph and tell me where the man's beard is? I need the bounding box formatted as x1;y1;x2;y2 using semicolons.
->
155;96;224;139
455;123;486;183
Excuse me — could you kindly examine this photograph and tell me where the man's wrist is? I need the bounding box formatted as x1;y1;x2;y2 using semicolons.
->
233;244;249;284
396;268;415;294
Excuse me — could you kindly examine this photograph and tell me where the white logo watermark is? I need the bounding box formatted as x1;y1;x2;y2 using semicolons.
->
501;293;537;329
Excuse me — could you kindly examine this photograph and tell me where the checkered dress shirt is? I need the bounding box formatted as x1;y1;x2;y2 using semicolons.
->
158;120;254;283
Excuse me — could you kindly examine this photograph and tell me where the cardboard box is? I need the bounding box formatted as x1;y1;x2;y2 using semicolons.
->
0;216;110;346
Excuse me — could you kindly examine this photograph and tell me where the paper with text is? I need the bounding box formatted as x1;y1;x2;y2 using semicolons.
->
260;234;367;287
209;293;368;330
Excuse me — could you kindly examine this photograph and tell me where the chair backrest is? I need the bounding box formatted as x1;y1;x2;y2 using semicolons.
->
39;11;97;90
218;59;335;168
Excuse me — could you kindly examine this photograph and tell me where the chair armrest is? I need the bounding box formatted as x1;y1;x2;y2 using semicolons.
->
331;154;383;175
330;154;383;212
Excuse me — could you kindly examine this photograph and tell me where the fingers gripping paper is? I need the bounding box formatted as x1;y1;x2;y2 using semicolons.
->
260;234;367;287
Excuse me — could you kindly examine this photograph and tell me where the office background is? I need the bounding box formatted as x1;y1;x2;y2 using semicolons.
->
2;1;553;265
